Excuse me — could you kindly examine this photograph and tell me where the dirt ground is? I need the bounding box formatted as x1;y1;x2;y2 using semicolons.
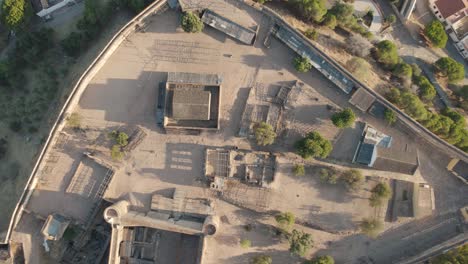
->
8;1;468;263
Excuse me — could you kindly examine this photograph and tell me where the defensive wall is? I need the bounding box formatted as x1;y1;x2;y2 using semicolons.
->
2;0;168;243
4;0;468;246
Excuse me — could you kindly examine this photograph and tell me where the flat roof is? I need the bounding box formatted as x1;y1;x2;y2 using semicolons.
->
167;72;222;86
349;87;376;112
172;89;211;120
355;142;376;165
434;0;466;19
201;9;256;45
452;159;468;180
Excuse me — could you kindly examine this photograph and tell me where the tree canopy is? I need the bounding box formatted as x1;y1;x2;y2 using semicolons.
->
1;0;31;30
369;182;392;207
424;20;448;48
319;167;339;184
434;57;465;83
431;244;468;264
295;131;333;159
275;212;296;231
294;56;313;72
291;0;327;22
322;13;337;29
331;108;356;128
375;40;399;68
181;12;204;33
304;255;335;264
253;122;276;146
360;218;383;237
392;62;412;80
293;164;306;176
288;229;313;256
384;109;397;125
329;2;355;27
252;255;272;264
414;75;436;101
341;169;363;190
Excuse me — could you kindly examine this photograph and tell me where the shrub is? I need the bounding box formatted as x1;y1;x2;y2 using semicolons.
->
1;0;31;30
253;122;276;146
346;57;369;80
385;14;396;25
110;130;129;147
329;2;355;27
347;34;372;57
424;20;448;48
293;164;305;176
434;57;465;83
275;212;295;231
392;62;412;80
304;255;335;264
431;244;468;264
375;40;399;68
252;255;272;264
410;63;422;78
384;109;397;125
240;238;251;248
62;32;84;57
67;113;82;128
319;167;339;184
294;56;313;73
331;108;356;128
291;0;327;22
111;145;124;160
288;229;313;256
360;218;383;237
457;85;468;100
369;182;392;207
181;12;204;33
322;13;337;29
295;131;333;159
305;28;318;40
341;169;363;190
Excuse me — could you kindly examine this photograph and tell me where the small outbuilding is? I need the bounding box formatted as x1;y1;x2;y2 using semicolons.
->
41;214;70;241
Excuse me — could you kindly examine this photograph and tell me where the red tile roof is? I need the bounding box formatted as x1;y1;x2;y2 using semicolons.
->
435;0;466;19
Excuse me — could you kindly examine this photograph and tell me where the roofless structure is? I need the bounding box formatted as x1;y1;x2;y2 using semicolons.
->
162;72;222;133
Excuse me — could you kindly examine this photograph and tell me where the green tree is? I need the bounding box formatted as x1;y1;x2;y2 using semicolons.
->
253;122;276;146
1;0;31;30
291;0;327;22
110;131;129;147
305;28;319;40
252;255;272;264
414;76;437;101
294;56;313;72
424;20;448;48
384;109;397;125
61;32;84;58
181;12;204;33
341;169;363;190
295;131;333;159
375;40;399;68
385;14;396;25
399;91;430;121
431;244;468;264
331;108;356;128
434;57;465;83
411;63;422;78
240;238;251;248
319;167;339;184
329;2;355;27
360;218;383;237
386;87;401;105
369;182;392;207
288;229;313;257
293;164;306;176
304;255;335;264
111;145;124;160
346;57;370;80
392;62;412;80
457;85;468;100
322;13;337;29
275;212;296;231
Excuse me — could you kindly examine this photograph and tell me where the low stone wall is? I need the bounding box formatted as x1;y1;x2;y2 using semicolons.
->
3;0;168;243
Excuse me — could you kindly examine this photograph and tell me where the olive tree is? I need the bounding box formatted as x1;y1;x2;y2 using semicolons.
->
331;108;356;128
288;229;313;256
253;122;276;146
181;12;204;33
294;56;313;73
295;131;333;159
424;20;448;48
375;40;399;69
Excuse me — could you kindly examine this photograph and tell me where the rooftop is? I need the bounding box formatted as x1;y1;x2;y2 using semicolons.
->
434;0;467;19
201;9;257;45
172;89;211;120
349;87;376;112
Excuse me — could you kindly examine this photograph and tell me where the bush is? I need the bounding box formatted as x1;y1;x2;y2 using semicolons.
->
253;122;276;146
252;255;272;264
291;0;327;22
410;63;422;78
240;238;251;248
288;229;313;256
346;34;372;57
67;113;82;128
295;131;333;159
181;12;204;33
434;57;465;83
331;108;356;128
369;182;392;207
1;0;31;30
304;255;335;264
457;85;468;100
360;218;383;237
319;167;339;184
341;169;363;190
329;2;355;27
111;145;124;160
62;32;84;58
294;56;313;73
110;130;129;147
293;164;305;176
275;212;295;231
305;28;318;40
346;57;369;80
424;20;448;48
384;109;397;125
392;62;412;80
385;14;396;25
431;244;468;264
322;13;337;29
375;40;399;68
